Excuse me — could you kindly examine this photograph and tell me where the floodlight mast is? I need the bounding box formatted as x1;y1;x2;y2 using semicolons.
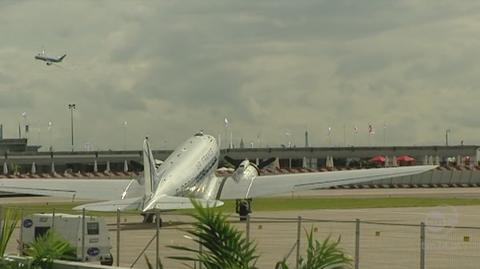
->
68;104;76;151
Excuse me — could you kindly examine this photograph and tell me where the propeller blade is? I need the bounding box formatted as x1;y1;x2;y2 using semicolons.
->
224;156;242;168
258;157;276;169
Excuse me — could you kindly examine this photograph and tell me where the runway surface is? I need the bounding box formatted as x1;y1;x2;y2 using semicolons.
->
3;188;480;268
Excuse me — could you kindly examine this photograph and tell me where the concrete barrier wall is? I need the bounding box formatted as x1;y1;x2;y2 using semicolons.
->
52;260;129;269
375;177;391;186
397;175;409;185
429;170;439;185
450;170;462;185
416;170;432;185
401;169;480;186
6;256;129;269
461;170;473;184
410;172;425;185
473;170;480;184
344;168;480;188
439;170;452;185
458;170;467;184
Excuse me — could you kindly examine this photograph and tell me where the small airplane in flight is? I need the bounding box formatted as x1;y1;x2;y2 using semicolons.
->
34;49;66;65
0;132;436;223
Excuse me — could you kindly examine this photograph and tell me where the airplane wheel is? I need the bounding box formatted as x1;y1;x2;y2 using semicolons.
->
155;215;163;227
238;200;251;221
142;213;154;224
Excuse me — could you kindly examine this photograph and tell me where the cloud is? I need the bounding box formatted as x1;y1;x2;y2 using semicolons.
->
1;1;480;149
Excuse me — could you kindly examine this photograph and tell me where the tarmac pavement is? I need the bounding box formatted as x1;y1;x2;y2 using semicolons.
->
3;188;480;268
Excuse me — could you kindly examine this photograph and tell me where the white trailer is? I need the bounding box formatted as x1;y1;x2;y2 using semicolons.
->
21;213;113;265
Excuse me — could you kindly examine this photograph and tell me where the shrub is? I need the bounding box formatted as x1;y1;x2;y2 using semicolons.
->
24;230;75;269
167;199;258;269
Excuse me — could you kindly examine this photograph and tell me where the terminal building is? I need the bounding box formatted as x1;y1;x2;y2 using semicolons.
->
1;129;480;188
1;124;480;184
0;144;478;175
0;124;41;154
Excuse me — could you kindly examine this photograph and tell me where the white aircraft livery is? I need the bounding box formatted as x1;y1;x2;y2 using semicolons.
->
0;132;436;216
34;49;66;65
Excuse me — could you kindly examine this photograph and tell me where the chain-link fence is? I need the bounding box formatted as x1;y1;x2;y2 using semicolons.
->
4;206;480;269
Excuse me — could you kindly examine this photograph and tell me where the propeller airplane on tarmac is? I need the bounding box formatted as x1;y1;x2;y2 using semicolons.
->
0;132;436;223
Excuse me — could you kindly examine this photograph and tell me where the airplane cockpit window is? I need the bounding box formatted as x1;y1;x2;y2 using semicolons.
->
194;132;204;137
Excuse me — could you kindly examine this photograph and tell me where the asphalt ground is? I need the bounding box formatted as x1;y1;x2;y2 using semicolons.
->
3;188;480;269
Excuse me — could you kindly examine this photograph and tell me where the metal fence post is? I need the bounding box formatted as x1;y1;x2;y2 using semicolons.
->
355;219;360;269
19;208;24;255
156;212;160;269
52;208;55;231
296;216;302;269
82;208;86;261
116;209;120;267
420;222;425;269
246;214;250;243
199;237;203;269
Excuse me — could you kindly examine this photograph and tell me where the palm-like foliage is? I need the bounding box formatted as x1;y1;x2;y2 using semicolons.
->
0;208;23;269
167;199;258;269
24;230;75;269
144;254;163;269
299;230;352;269
0;208;18;257
277;228;352;269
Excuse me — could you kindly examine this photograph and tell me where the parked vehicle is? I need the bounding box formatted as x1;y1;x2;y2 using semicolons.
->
21;213;113;265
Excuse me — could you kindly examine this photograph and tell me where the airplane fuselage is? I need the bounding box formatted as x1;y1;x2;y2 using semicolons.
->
34;54;66;64
150;133;220;202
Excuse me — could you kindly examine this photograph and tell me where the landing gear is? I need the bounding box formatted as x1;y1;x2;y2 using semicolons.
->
142;213;162;227
236;199;252;221
156;215;163;227
142;213;154;224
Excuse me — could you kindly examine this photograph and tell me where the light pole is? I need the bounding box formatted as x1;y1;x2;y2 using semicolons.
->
21;112;28;139
445;129;451;146
383;123;387;146
123;121;128;150
224;118;229;149
68;104;76;151
48;121;53;151
328;127;332;146
285;131;291;148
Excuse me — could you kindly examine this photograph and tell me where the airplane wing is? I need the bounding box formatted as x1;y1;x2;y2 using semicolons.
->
73;197;144;211
0;178;144;200
218;165;437;199
74;195;223;212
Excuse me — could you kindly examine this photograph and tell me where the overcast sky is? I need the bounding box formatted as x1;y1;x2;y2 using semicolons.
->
1;1;480;151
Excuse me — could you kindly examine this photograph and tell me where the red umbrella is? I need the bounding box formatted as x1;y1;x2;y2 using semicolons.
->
369;155;386;163
397;155;415;162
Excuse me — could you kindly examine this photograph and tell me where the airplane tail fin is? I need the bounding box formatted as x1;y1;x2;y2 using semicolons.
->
58;54;66;61
143;137;157;196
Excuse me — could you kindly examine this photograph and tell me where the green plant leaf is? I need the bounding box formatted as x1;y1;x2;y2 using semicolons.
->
0;208;19;258
167;198;258;269
24;230;76;269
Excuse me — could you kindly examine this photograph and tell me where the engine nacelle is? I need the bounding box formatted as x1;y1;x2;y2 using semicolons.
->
232;159;259;183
